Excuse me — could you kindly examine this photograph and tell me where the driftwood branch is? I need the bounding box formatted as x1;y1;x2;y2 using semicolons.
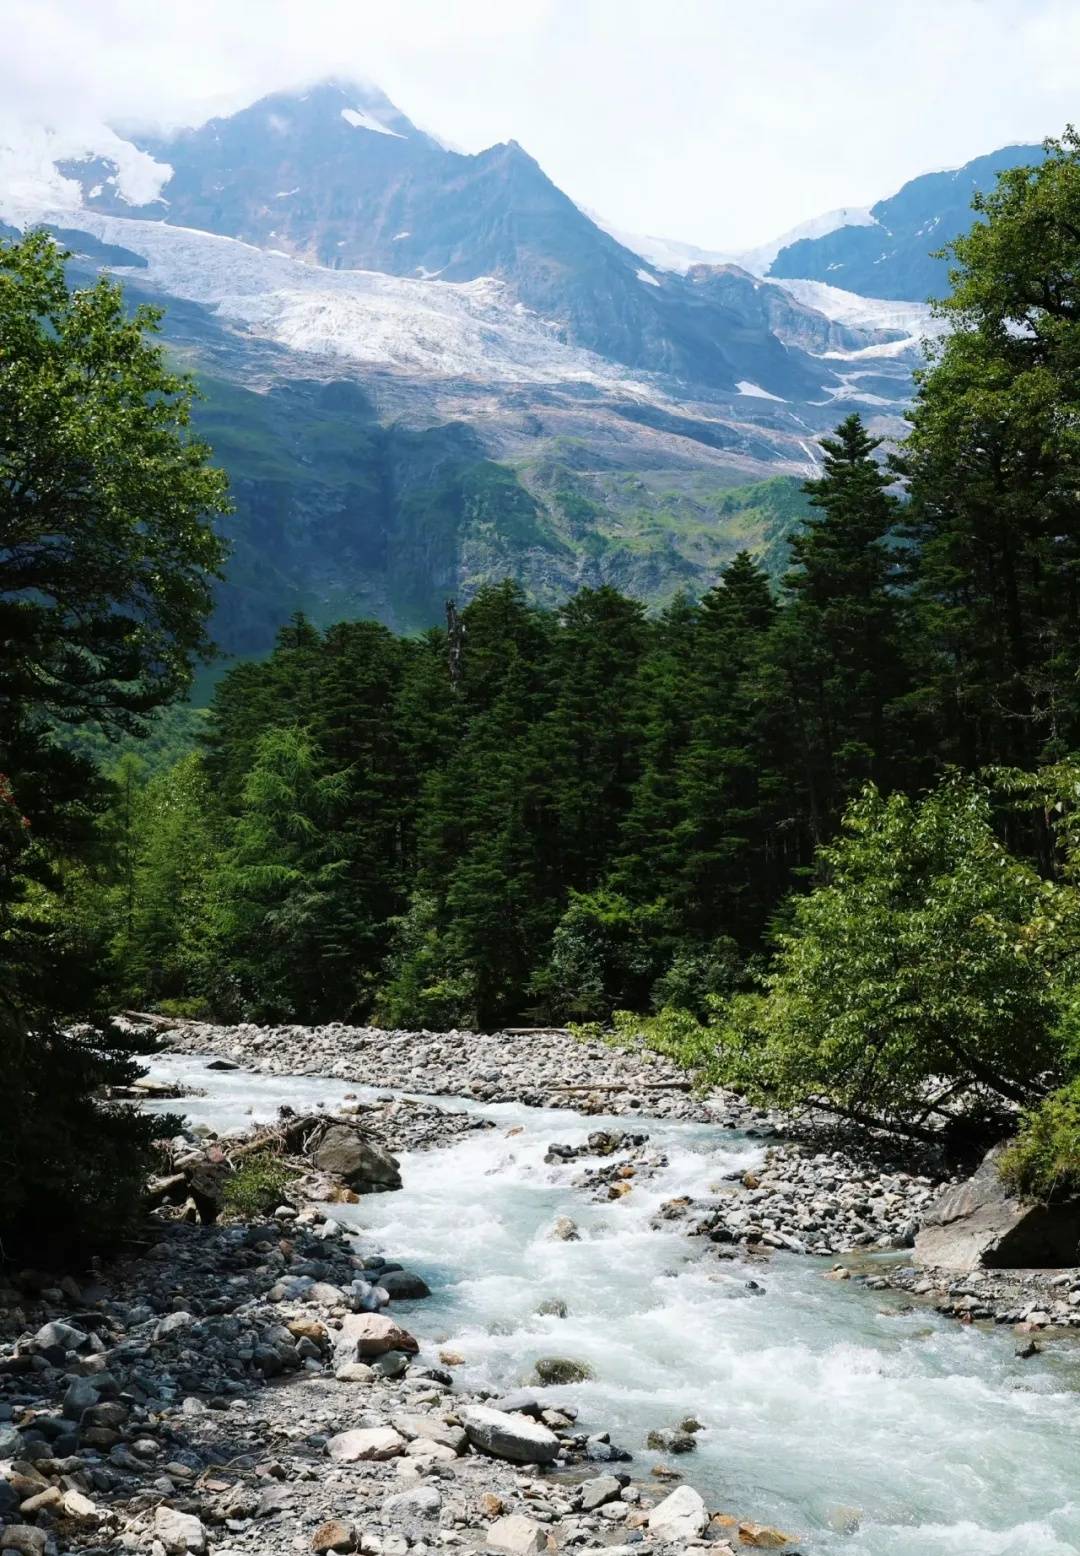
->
546;1080;692;1094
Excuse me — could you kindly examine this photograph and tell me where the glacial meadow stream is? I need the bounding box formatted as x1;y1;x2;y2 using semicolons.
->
146;1056;1080;1556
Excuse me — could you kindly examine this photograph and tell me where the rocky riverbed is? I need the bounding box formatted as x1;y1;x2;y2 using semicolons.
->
4;1022;1080;1556
155;1018;1080;1324
0;1090;791;1556
158;1019;955;1246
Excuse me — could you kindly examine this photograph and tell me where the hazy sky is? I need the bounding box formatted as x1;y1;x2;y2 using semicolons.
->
6;0;1077;249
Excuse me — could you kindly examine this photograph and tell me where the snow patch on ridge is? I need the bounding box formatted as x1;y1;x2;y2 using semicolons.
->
736;380;786;402
741;206;877;276
636;267;660;287
767;276;942;359
341;107;404;139
603;206;878;279
0;118;172;209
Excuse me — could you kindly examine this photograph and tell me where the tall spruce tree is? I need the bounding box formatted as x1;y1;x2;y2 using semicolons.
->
769;414;911;845
903;130;1080;773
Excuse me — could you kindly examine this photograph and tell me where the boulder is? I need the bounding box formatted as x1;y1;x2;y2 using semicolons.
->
392;1413;466;1454
311;1124;401;1192
914;1146;1080;1271
738;1523;792;1549
154;1507;208;1555
311;1521;357;1554
333;1312;418;1362
62;1489;101;1523
548;1216;580;1242
578;1474;624;1511
370;1349;412;1378
0;1528;47;1556
335;1361;375;1383
486;1514;547;1556
647;1484;709;1543
326;1426;406;1463
533;1356;593;1385
380;1269;431;1300
32;1320;88;1355
383;1484;442;1518
462;1405;560;1466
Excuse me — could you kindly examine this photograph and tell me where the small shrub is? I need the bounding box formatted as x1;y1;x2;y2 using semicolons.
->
221;1152;294;1218
999;1082;1080;1201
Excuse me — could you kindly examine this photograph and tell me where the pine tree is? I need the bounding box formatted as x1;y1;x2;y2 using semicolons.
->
769;414;911;845
903;131;1080;773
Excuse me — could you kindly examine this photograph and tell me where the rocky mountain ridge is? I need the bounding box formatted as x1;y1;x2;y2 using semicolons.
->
0;83;1039;651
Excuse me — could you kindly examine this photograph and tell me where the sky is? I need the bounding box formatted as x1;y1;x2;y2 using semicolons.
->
5;0;1078;250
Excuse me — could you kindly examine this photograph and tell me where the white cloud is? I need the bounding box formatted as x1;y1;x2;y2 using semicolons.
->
2;0;1074;249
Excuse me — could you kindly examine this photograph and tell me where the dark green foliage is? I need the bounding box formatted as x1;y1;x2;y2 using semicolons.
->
769;414;914;845
0;233;228;1257
902;129;1080;775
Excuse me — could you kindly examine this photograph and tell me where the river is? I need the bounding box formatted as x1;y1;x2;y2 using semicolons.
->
145;1054;1080;1556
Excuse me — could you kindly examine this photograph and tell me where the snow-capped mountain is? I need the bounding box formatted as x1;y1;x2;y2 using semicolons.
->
51;79;858;402
610;205;877;279
1;78;991;650
767;144;1045;301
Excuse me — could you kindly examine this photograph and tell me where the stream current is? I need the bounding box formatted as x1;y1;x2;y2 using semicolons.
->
145;1055;1080;1556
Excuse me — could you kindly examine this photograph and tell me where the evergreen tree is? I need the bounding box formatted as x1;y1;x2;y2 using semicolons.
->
769;415;911;845
904;131;1080;773
207;726;353;1020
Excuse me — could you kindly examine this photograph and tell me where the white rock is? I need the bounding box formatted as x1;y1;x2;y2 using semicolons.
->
154;1507;208;1555
326;1426;406;1462
647;1484;709;1543
462;1405;559;1465
486;1514;547;1555
61;1489;100;1522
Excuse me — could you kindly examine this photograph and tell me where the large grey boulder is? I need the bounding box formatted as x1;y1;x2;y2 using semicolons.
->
647;1484;709;1543
914;1146;1080;1271
462;1405;559;1465
311;1124;402;1192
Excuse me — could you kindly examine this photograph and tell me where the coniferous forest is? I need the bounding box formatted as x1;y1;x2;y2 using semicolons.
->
6;132;1080;1249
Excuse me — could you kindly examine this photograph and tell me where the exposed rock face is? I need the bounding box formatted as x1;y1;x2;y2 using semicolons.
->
310;1123;402;1192
914;1147;1080;1271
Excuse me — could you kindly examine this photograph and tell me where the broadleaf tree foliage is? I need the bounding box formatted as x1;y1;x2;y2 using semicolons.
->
0;232;228;1256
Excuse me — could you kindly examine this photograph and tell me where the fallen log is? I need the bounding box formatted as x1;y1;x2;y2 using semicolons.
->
502;1026;573;1037
123;1008;193;1029
545;1080;693;1093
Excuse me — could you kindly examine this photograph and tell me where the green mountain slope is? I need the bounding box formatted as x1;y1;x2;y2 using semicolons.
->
190;373;812;654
